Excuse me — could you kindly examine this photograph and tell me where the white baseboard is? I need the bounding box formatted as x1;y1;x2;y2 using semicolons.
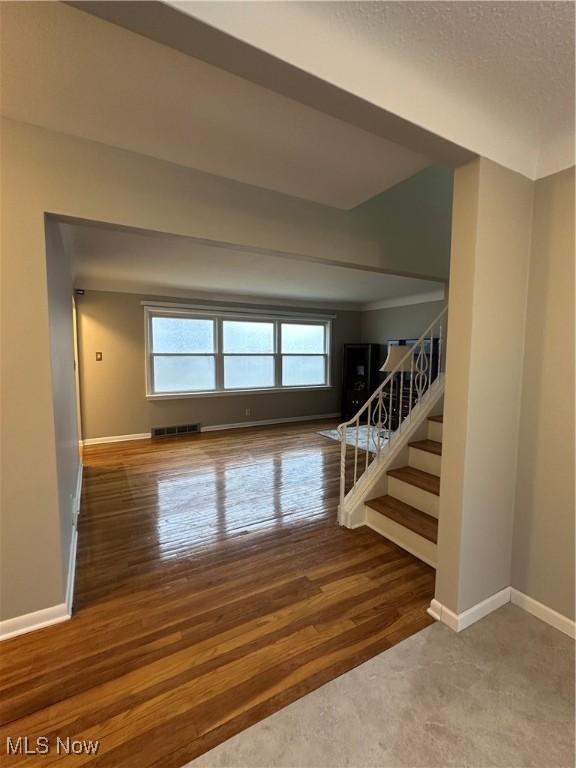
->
201;413;340;432
427;599;443;622
428;587;575;638
1;463;85;641
81;415;340;445
427;588;511;632
510;588;575;639
82;432;151;446
0;604;69;642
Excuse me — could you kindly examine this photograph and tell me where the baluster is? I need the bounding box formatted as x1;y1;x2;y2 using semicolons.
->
376;392;383;455
399;367;404;428
439;321;444;374
353;418;359;485
409;350;414;421
415;339;426;402
428;326;434;396
365;401;371;472
339;424;346;516
389;376;393;435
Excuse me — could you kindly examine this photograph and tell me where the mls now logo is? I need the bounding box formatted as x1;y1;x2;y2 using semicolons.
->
6;736;100;755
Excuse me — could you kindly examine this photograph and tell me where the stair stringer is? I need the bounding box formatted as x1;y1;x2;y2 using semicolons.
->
340;380;444;529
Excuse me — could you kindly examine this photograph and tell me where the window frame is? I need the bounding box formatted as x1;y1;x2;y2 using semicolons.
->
144;307;332;398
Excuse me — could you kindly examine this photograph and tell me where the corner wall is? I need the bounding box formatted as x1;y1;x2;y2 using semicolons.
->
436;158;534;614
512;167;575;619
355;167;453;279
361;299;446;358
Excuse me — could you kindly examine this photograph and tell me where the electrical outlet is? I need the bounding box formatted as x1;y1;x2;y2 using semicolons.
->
95;352;103;361
245;408;251;417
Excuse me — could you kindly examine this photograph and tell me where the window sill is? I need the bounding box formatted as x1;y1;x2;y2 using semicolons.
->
147;386;334;401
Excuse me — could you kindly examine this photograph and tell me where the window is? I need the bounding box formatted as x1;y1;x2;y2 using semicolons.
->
281;323;327;386
223;321;275;390
145;308;331;396
150;317;216;393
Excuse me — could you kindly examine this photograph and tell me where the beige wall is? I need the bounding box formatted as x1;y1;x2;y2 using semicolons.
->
437;158;534;614
512;167;575;619
355;167;453;280
361;300;446;366
76;291;362;439
434;161;479;614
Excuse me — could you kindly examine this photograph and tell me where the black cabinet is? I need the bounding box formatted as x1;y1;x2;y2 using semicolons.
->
341;343;381;420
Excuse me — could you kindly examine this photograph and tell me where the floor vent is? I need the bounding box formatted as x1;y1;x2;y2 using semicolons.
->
152;423;201;438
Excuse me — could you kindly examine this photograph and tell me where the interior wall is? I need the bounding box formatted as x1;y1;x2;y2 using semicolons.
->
1;198;65;621
0;116;451;621
355;167;453;280
76;290;362;439
45;223;81;592
436;157;534;615
512;167;575;619
361;299;446;365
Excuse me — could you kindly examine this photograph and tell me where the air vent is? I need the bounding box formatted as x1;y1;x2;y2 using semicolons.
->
152;423;201;438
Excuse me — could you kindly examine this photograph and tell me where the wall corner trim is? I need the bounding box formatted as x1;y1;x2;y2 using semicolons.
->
0;604;70;642
510;588;576;639
362;288;446;312
428;588;575;638
427;588;511;632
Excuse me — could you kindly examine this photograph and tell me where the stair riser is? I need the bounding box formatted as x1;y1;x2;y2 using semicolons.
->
388;477;439;518
427;420;443;442
365;507;437;568
409;447;441;477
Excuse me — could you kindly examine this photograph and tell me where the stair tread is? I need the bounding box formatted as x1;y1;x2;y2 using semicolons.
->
409;439;442;456
428;414;444;423
366;495;438;543
387;466;440;495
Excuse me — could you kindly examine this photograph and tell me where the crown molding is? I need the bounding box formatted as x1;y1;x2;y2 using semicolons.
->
362;288;446;312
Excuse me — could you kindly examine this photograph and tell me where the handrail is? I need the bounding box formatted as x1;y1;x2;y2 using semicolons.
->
337;306;448;513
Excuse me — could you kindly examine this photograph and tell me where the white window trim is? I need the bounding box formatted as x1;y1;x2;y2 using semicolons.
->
144;307;333;398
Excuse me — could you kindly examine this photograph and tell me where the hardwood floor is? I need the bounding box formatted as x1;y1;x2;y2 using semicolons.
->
0;420;434;766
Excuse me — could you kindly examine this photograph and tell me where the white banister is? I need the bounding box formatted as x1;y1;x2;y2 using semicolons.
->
337;306;448;519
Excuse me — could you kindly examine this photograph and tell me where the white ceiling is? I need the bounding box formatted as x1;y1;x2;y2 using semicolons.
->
60;222;445;309
178;0;575;179
0;2;430;209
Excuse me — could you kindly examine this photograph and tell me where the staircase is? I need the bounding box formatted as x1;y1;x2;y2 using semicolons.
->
337;306;447;529
364;414;443;568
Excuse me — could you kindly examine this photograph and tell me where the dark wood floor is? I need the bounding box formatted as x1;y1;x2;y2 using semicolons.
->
0;420;434;766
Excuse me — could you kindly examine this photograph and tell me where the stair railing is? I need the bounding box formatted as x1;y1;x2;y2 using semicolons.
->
338;306;448;512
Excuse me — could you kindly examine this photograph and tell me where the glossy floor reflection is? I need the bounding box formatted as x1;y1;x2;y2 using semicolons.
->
0;420;435;767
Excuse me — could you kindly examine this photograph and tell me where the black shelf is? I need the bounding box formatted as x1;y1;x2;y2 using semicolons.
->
341;343;381;420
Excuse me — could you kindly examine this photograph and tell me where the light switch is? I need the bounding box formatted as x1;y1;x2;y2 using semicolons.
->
96;352;103;361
